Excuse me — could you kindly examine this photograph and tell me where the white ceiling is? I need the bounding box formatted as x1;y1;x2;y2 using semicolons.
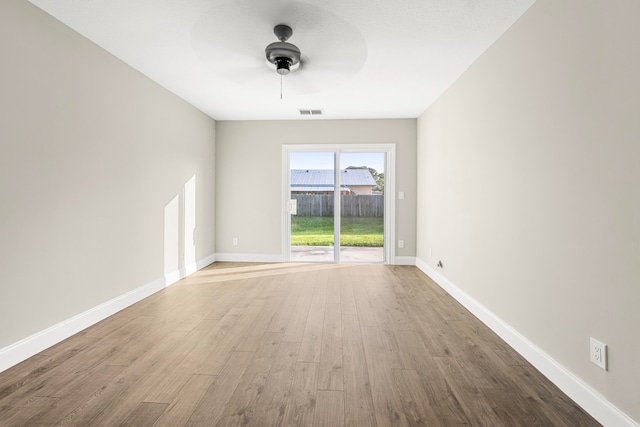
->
28;0;535;121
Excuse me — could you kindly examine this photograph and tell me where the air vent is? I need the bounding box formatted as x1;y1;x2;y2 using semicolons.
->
299;109;323;116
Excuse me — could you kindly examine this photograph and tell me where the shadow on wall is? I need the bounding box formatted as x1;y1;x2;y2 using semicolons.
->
164;175;197;283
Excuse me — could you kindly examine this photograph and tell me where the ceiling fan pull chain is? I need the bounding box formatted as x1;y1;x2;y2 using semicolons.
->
280;74;283;100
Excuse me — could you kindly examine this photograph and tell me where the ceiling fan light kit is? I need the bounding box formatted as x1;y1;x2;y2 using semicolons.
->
265;24;301;76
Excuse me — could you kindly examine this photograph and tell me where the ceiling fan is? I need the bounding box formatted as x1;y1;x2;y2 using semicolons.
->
265;24;301;75
190;1;367;94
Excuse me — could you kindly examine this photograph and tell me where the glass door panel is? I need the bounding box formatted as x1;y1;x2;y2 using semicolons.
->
339;152;385;263
289;151;335;262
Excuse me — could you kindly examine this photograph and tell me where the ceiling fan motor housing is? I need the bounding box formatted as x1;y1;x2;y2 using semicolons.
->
265;25;301;75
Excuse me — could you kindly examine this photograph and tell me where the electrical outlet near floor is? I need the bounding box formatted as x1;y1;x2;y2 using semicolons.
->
232;237;239;246
590;337;607;370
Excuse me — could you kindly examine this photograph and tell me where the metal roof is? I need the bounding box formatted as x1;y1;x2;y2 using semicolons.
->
291;169;376;187
291;186;351;193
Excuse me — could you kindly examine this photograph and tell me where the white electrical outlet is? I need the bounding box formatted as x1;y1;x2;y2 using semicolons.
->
590;337;607;370
398;240;404;249
232;237;239;246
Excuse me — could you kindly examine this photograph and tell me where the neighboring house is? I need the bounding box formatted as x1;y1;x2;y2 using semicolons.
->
291;169;377;195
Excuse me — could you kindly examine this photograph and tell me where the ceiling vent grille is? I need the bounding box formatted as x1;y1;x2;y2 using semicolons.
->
299;109;323;116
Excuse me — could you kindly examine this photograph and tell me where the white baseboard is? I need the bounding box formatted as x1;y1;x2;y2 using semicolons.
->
393;256;416;266
215;252;285;263
0;253;216;374
182;253;217;279
414;258;639;427
216;253;416;266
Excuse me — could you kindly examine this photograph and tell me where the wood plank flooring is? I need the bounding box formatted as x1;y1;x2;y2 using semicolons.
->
0;262;600;426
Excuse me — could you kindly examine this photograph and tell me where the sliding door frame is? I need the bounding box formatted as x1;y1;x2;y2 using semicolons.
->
282;143;396;264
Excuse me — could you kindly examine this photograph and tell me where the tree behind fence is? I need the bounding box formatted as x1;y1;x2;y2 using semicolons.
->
292;194;384;217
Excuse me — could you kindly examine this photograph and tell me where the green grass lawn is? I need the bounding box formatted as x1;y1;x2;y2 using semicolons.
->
291;216;383;247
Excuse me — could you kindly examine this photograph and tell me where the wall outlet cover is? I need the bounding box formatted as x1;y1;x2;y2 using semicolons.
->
590;337;607;370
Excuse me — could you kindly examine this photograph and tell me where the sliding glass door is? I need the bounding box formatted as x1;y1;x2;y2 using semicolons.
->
286;146;391;264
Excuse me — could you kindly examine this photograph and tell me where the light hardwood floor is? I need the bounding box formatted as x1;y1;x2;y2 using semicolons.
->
0;262;600;426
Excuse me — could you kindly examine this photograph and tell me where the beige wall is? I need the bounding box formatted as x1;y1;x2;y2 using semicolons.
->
0;1;216;349
216;120;416;258
417;0;639;421
350;186;373;196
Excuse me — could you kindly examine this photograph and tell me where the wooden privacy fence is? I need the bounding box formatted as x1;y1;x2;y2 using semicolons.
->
292;194;384;217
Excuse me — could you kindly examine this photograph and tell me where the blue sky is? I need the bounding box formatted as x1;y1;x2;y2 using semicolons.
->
290;152;385;173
